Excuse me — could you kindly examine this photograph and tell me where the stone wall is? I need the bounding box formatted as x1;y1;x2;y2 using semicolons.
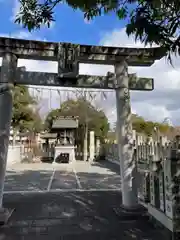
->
6;145;23;166
6;143;42;165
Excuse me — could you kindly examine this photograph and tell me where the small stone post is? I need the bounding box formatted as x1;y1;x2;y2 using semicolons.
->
0;52;17;224
95;138;100;157
89;131;95;163
83;126;88;161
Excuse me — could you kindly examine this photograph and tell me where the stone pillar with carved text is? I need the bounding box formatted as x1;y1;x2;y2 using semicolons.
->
158;136;167;212
115;60;139;209
89;131;95;163
164;136;180;238
149;139;162;209
0;52;17;224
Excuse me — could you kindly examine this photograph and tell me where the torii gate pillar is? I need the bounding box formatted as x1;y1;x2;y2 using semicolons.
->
115;61;139;210
0;52;17;223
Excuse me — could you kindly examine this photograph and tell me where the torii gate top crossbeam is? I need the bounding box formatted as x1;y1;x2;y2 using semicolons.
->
0;37;165;66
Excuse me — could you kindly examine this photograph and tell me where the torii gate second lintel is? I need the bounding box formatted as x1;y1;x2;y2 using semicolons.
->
0;66;154;90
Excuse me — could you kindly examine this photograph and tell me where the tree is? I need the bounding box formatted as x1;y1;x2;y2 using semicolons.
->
111;113;171;137
15;0;179;58
12;85;42;133
132;114;171;136
44;97;110;143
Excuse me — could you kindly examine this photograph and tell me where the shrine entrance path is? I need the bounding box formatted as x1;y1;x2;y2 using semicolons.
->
4;161;121;193
1;161;171;239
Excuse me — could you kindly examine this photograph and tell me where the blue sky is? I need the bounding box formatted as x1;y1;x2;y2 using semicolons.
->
0;0;126;44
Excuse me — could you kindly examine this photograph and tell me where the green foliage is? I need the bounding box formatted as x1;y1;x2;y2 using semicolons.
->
15;0;55;31
132;114;171;136
44;98;110;142
15;0;180;58
44;108;61;130
125;0;180;60
12;85;42;133
106;114;171;143
107;131;116;143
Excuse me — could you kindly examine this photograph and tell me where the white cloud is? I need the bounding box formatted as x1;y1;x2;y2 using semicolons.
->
100;28;145;48
1;28;180;127
0;30;38;40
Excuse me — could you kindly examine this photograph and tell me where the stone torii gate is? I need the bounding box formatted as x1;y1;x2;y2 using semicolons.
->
0;37;165;223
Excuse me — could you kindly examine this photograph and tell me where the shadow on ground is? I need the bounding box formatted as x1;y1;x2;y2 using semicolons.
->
4;169;121;192
92;160;121;175
1;161;172;239
93;160;144;192
4;160;122;192
76;171;121;189
1;191;171;240
5;170;53;192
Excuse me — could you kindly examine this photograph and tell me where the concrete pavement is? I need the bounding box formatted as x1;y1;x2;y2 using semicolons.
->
0;161;172;239
4;161;121;193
